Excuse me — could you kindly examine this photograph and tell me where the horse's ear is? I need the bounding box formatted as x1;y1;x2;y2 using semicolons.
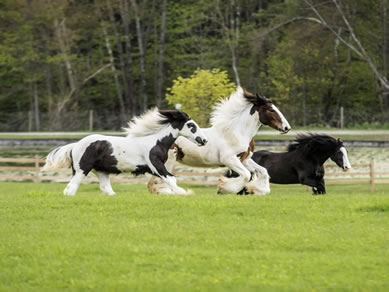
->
255;93;267;106
243;88;268;106
243;88;256;102
337;138;343;146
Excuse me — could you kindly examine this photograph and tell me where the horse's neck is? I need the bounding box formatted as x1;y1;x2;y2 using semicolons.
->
128;125;179;150
215;107;260;143
309;149;332;166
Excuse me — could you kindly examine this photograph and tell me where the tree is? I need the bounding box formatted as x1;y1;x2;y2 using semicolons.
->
166;69;235;127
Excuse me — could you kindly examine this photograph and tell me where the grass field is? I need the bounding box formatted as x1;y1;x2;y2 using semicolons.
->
0;182;388;290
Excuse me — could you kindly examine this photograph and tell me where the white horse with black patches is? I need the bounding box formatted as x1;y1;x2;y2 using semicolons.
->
148;86;291;195
42;108;207;196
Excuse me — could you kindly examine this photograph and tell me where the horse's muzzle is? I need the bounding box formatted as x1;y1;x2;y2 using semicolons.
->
195;137;207;146
279;126;291;134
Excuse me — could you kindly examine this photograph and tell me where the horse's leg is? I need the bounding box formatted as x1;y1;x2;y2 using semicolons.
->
300;176;326;195
315;178;326;195
148;157;191;195
218;156;252;194
147;147;178;194
241;158;271;195
64;171;86;196
158;175;191;195
93;171;116;195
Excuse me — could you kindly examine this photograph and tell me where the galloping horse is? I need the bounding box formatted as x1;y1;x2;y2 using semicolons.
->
148;87;291;194
227;134;352;194
42;109;207;196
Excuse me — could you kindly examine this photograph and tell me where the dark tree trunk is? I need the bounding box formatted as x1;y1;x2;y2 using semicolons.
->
156;0;167;107
130;0;147;111
107;0;130;112
120;0;136;115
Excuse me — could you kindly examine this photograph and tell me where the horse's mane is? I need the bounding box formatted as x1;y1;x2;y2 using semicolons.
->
210;86;253;129
287;134;339;154
123;107;168;137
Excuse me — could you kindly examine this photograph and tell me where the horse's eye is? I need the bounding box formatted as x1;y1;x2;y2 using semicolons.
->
268;109;275;113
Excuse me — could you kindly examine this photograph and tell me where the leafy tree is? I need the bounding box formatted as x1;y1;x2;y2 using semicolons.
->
166;69;235;126
0;0;387;130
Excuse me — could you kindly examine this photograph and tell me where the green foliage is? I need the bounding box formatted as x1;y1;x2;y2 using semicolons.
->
0;0;388;129
0;182;388;289
166;69;235;126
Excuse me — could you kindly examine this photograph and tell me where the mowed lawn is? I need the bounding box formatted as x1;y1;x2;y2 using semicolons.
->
0;182;388;290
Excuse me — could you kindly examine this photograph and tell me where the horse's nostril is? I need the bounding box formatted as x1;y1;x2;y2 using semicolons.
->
195;137;206;145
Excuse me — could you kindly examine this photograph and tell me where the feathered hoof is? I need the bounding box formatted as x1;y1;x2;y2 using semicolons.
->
147;177;168;194
246;187;270;195
181;189;194;195
155;189;194;196
217;177;243;194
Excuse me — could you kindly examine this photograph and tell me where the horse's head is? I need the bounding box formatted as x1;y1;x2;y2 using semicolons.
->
330;139;352;171
243;89;291;134
159;110;207;146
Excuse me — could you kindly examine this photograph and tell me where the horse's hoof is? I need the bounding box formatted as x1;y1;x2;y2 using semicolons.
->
237;187;249;195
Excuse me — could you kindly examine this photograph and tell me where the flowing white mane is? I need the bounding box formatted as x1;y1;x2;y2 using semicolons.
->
123;107;167;137
210;86;252;129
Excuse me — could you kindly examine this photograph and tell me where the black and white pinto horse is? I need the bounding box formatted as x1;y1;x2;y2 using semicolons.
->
228;134;352;195
148;87;291;195
42;109;207;196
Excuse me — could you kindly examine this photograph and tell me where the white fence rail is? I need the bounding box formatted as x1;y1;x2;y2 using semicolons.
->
0;156;388;191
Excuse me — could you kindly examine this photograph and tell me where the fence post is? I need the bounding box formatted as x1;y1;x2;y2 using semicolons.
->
28;111;33;132
340;106;344;129
369;159;375;192
35;155;41;182
89;110;94;132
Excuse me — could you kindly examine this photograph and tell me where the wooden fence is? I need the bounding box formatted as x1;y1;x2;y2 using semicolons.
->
0;156;389;191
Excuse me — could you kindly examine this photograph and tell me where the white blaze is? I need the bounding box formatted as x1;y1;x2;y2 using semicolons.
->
340;147;352;169
271;104;291;132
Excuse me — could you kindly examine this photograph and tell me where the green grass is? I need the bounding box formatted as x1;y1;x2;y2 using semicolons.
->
0;182;388;290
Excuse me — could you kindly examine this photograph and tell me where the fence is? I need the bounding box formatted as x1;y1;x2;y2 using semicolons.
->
0;110;127;132
1;107;389;132
0;156;389;191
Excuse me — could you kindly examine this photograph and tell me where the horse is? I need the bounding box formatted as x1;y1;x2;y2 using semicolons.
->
147;86;291;195
226;134;352;195
41;108;207;196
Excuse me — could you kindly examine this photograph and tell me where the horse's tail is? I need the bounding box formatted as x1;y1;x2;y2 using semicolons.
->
41;143;76;171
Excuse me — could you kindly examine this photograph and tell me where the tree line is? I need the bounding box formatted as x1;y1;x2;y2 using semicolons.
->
0;0;388;131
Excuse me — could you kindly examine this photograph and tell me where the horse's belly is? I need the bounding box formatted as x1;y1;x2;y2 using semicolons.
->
180;156;217;167
268;169;299;184
176;137;221;167
270;176;299;184
112;148;143;173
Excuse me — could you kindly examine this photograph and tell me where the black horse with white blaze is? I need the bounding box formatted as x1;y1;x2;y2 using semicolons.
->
227;134;352;195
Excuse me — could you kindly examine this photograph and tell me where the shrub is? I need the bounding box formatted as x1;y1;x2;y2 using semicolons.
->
166;69;235;127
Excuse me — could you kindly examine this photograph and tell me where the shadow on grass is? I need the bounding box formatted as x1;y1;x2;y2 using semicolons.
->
356;205;389;213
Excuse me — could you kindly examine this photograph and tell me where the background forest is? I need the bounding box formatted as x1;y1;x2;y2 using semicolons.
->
0;0;388;131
